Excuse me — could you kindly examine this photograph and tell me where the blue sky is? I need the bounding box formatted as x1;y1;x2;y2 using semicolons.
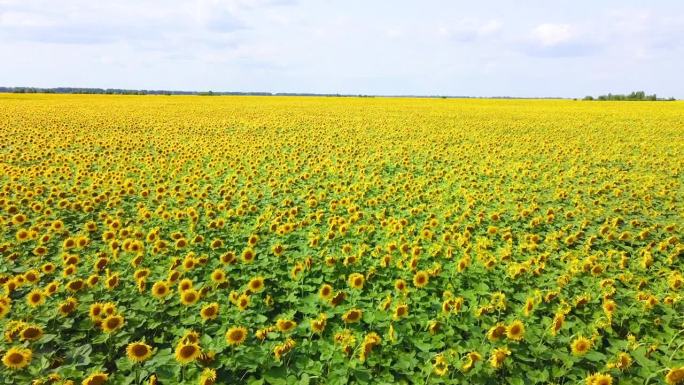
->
1;0;683;98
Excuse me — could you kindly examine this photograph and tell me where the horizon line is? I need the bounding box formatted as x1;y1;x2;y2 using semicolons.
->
0;86;678;101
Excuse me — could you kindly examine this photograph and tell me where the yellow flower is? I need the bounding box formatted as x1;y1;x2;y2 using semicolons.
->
199;368;217;385
319;284;333;300
393;304;409;320
347;273;365;289
489;347;510;369
126;341;153;363
225;327;248;346
101;315;124;333
412;270;429;288
2;346;32;370
82;372;108;385
180;289;200;306
571;336;592;356
276;318;297;332
586;373;613;385
151;281;171;299
487;323;506;342
248;276;265;292
26;289;45;307
433;354;449;376
310;314;327;334
665;367;684;385
174;343;201;365
342;308;363;323
200;302;219;320
236;294;250;311
506;320;525;341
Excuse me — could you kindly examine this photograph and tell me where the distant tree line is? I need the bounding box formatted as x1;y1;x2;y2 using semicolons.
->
583;91;675;101
0;87;378;97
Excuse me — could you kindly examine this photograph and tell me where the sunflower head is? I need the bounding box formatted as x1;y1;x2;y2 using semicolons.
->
571;336;592;356
83;372;109;385
413;271;429;288
26;289;45;307
347;273;365;290
101;315;124;333
200;303;220;320
2;346;32;370
342;308;363;324
665;367;684;385
180;289;200;306
248;277;265;292
174;343;201;365
126;341;153;363
276;318;297;332
225;327;248;346
319;284;333;300
506;320;525;341
19;325;43;341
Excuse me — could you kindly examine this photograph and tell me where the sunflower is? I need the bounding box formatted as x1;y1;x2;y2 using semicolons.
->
199;368;217;385
394;279;407;292
200;303;219;321
178;278;193;292
225;327;248;346
26;289;45;307
180;289;200;306
82;372;109;385
276;318;297;332
487;323;507;341
614;352;632;371
393;304;409;320
602;300;617;317
151;281;171;299
174;343;201;365
319;284;333;300
101;315;124;333
2;346;32;370
66;279;84;292
310;314;327;334
506;320;525;341
329;291;346;308
550;313;565;335
236;294;250;311
58;297;78;316
87;304;103;321
462;351;482;373
182;330;200;344
241;247;256;263
210;269;226;284
19;324;43;341
433;354;449;376
489;347;510;369
665;367;684;385
571;336;592;356
342;308;363;323
347;273;365;289
413;271;429;288
248;276;265;293
586;373;613;385
126;341;153;363
359;332;381;362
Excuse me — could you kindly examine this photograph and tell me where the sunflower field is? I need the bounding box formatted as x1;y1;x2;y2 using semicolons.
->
0;94;683;385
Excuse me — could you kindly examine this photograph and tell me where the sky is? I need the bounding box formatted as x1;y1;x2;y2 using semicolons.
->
1;0;683;98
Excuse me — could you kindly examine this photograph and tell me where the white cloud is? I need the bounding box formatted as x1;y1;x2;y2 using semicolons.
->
532;23;577;47
439;18;502;42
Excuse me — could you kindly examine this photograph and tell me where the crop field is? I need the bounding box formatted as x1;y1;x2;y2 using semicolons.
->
0;94;683;385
